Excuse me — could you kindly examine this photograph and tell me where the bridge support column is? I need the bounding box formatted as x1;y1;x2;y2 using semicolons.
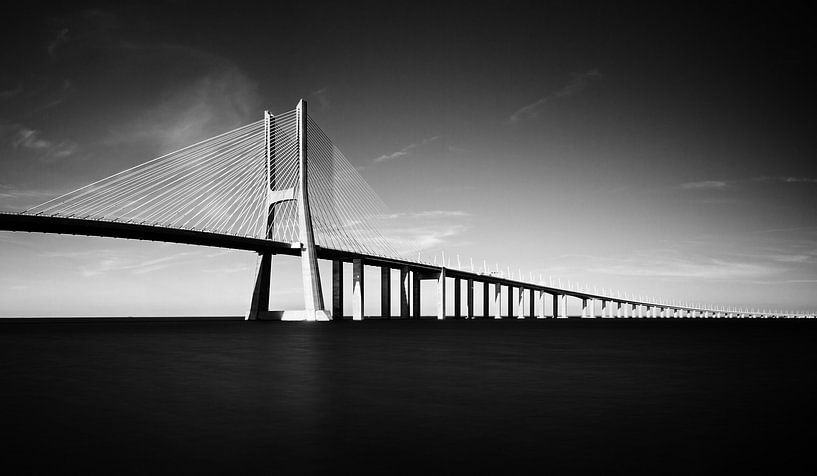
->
247;252;272;320
332;260;344;320
601;300;609;318
412;270;421;319
482;282;490;319
528;288;535;318
437;269;446;320
517;288;526;319
559;295;568;318
581;298;589;318
352;259;364;320
381;267;391;319
400;267;410;318
494;284;502;319
551;293;559;318
507;286;514;319
466;279;474;319
454;278;462;319
537;290;546;319
616;302;622;318
623;303;630;318
651;306;657;318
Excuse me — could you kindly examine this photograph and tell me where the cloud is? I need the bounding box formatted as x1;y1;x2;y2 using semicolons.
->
373;136;442;163
680;180;729;190
372;208;473;255
585;249;780;281
0;83;23;100
103;44;260;153
0;120;77;161
0;184;62;211
47;28;70;57
754;176;817;184
381;224;470;254
382;210;471;219
310;87;330;108
509;69;602;123
76;250;198;277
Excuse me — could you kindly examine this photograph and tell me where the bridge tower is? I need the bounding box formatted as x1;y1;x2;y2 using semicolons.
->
247;99;330;321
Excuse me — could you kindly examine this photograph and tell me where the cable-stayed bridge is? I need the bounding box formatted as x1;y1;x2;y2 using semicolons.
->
0;100;810;320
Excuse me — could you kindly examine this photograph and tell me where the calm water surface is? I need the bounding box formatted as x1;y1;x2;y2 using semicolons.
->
1;319;815;474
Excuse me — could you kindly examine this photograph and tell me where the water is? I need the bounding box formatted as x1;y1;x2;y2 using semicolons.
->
1;318;815;474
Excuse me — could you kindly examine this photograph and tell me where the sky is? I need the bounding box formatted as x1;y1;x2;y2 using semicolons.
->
1;1;816;316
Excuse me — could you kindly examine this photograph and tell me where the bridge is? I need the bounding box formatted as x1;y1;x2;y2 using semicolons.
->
0;100;810;320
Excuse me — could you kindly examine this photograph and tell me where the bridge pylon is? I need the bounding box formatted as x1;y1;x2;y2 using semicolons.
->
247;99;330;321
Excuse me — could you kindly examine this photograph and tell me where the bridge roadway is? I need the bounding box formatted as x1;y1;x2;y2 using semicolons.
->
0;213;800;319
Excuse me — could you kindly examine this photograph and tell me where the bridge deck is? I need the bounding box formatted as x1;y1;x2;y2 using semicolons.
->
0;213;787;317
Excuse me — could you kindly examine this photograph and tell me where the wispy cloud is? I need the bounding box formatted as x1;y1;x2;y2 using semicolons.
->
47;28;70;57
679;176;817;191
0;83;23;100
382;224;470;254
373;209;474;255
373;136;441;163
102;44;259;153
680;180;729;190
754;176;817;184
509;69;602;123
0;120;77;161
0;184;61;210
310;87;330;109
77;250;198;277
382;210;471;219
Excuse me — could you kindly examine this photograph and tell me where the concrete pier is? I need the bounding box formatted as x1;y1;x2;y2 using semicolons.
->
454;278;462;318
466;279;474;319
400;267;410;318
352;259;364;320
437;268;445;320
483;281;490;319
507;286;514;319
437;268;446;320
381;267;391;319
332;259;343;319
493;283;502;319
412;270;421;319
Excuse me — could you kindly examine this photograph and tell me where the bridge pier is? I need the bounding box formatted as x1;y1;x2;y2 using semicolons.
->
454;278;462;318
517;288;525;319
381;267;391;319
437;268;446;320
412;269;421;319
507;286;514;319
400;267;410;318
352;259;365;320
333;260;344;319
493;283;502;319
528;288;535;318
581;297;590;318
483;282;490;319
247;252;273;320
466;278;474;319
537;290;546;319
616;302;622;318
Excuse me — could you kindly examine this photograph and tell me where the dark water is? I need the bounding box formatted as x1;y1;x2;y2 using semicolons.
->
1;319;815;474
